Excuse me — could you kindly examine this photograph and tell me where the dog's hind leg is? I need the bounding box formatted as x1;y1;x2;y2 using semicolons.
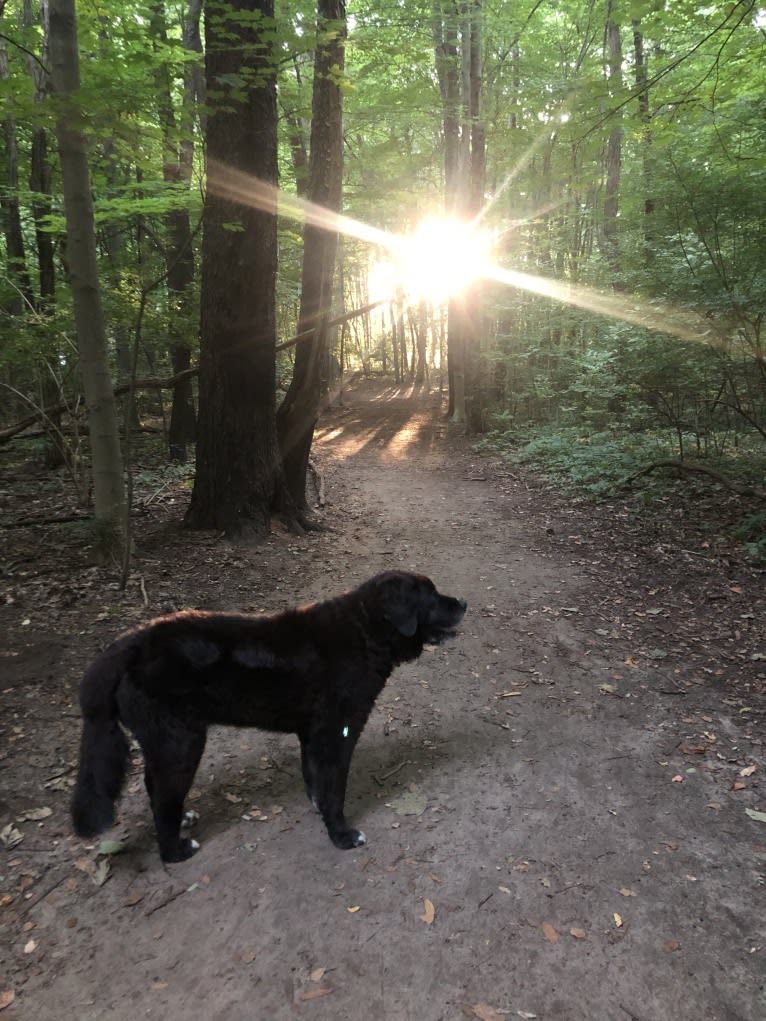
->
301;724;366;850
140;723;207;863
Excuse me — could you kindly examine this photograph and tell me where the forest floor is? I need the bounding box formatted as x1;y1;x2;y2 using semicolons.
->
1;377;765;1021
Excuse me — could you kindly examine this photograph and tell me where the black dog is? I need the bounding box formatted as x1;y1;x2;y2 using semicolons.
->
71;570;466;863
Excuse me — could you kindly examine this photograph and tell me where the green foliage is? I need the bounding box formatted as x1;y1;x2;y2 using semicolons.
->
478;423;671;498
735;513;766;563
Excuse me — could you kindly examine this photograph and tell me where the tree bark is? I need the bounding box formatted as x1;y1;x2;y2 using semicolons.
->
48;0;126;552
185;0;283;540
633;19;655;264
603;1;623;286
276;0;346;517
0;32;34;313
152;0;199;461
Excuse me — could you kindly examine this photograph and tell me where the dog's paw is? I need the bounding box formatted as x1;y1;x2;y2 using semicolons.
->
181;810;199;830
161;837;200;863
331;827;366;850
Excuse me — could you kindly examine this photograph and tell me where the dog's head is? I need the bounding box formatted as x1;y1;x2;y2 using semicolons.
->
361;571;467;649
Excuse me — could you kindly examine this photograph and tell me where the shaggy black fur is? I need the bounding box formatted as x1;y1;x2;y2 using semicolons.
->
71;571;467;862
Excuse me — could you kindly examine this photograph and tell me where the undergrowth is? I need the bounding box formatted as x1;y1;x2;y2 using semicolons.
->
477;424;766;560
477;425;673;498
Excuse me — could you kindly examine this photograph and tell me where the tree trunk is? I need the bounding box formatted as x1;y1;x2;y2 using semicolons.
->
24;0;56;310
432;0;461;415
185;0;283;540
0;34;34;314
633;19;655;264
603;2;623;286
276;0;346;517
464;0;485;433
48;0;126;552
152;0;199;461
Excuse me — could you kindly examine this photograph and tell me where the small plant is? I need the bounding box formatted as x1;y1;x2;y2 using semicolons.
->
735;513;766;562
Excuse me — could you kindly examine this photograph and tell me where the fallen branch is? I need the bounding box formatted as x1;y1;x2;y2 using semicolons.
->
617;459;765;499
1;300;387;446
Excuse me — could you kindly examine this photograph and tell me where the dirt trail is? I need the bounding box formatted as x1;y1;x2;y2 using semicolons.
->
1;379;765;1021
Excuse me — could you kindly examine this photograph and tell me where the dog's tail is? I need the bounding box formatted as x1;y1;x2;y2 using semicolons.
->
71;643;131;839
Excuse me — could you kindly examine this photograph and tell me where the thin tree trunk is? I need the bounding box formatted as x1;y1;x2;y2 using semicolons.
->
276;0;346;518
633;19;655;264
48;0;126;552
152;0;199;461
0;31;34;313
603;2;623;286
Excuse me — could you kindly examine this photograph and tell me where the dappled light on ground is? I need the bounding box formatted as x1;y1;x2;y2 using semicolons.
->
316;382;440;461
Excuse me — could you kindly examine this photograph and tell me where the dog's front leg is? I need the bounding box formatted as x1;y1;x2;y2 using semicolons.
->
302;725;365;850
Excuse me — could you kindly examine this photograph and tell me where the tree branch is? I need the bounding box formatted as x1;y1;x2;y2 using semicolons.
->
617;459;765;499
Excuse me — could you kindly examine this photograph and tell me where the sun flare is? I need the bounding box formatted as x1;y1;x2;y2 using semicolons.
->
394;217;493;301
206;160;710;345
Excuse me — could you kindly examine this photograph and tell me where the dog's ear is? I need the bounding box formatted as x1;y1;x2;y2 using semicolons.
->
379;578;420;637
384;604;418;637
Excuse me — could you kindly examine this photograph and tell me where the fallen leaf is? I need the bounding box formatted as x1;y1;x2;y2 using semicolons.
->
619;887;637;898
468;1004;504;1021
389;789;427;817
123;893;144;907
347;905;360;913
93;860;110;886
569;927;586;939
732;782;746;792
671;775;684;783
18;807;52;822
420;898;435;925
0;991;15;1011
740;765;756;778
299;988;333;1002
23;940;36;955
240;950;257;964
746;808;766;824
498;885;511;895
664;940;681;953
98;839;127;856
310;967;326;983
613;913;623;928
0;825;23;849
541;922;559;944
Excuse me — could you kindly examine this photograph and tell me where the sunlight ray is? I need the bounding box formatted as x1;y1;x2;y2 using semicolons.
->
207;160;717;346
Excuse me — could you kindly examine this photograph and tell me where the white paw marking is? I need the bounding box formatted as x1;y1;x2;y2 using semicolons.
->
182;810;199;829
190;839;200;851
355;831;366;846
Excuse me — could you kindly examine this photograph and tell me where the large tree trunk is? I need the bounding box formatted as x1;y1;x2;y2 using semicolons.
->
185;0;283;540
48;0;126;552
276;0;346;518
